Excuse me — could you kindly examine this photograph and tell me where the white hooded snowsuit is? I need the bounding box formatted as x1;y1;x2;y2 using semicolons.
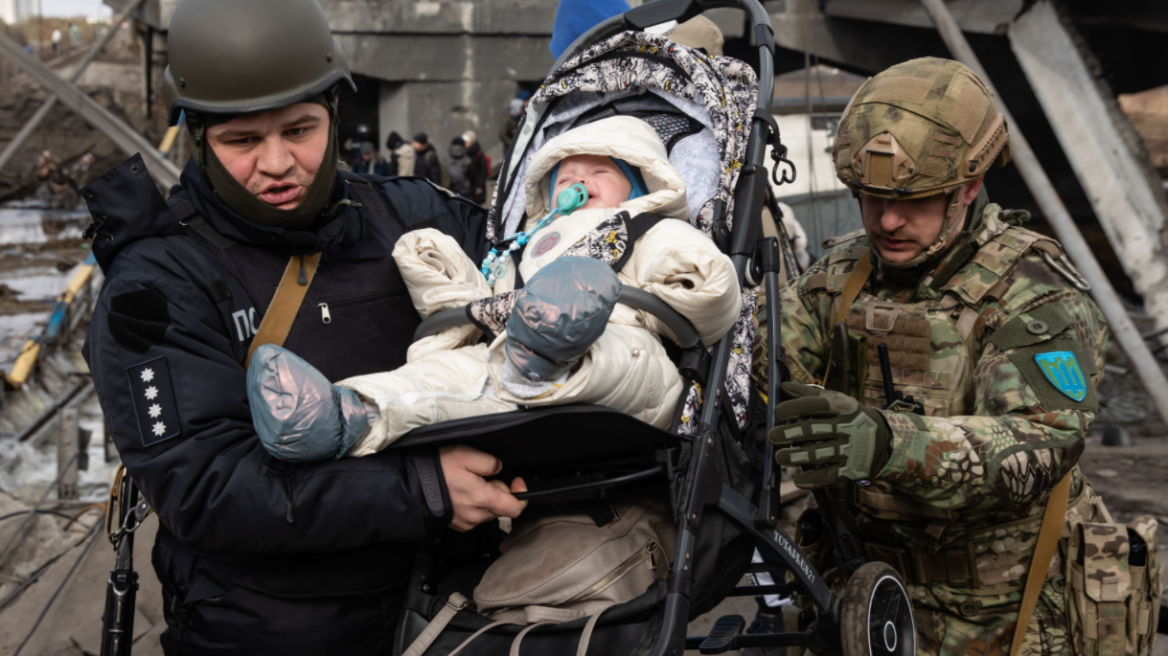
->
337;116;740;456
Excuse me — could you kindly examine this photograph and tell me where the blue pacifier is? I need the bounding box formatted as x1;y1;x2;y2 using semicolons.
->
481;183;589;285
553;183;589;215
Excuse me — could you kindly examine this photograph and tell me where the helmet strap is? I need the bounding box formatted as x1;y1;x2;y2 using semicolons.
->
189;90;341;230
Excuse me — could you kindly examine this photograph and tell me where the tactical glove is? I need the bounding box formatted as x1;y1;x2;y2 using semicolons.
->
768;382;892;489
248;344;371;462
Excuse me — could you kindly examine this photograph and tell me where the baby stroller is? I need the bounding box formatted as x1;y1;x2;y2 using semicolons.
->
388;1;916;654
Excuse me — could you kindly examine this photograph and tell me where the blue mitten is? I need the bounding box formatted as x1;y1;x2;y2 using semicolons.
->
247;344;370;462
505;257;621;382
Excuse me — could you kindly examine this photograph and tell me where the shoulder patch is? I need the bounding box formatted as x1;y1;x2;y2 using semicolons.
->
1004;339;1098;412
109;288;170;354
126;356;181;446
1035;351;1087;402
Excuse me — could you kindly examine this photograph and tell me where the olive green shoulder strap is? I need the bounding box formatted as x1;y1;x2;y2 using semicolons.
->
820;248;872;385
245;253;322;368
1011;473;1072;655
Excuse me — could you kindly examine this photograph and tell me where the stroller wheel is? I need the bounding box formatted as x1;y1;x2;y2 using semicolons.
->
839;562;916;656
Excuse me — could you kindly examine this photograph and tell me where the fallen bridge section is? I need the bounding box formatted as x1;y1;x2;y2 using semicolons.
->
0;30;179;189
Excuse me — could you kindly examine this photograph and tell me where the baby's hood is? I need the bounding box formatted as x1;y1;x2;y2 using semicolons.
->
524;116;688;221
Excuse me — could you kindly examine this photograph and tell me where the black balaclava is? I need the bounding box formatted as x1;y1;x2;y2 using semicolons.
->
189;91;340;230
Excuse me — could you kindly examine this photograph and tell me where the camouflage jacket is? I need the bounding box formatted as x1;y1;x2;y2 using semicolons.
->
776;203;1108;560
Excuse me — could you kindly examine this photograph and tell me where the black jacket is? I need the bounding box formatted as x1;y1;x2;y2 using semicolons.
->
466;142;489;205
413;145;442;185
82;155;486;596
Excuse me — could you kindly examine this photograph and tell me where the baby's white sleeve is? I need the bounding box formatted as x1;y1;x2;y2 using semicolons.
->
628;221;741;345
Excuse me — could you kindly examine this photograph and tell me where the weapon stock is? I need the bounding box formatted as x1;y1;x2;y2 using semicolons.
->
101;472;141;656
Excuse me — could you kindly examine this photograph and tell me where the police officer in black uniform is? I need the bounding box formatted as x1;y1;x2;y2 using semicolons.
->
82;0;526;652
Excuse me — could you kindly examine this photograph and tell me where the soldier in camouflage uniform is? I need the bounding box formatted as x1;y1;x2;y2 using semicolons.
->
766;58;1125;655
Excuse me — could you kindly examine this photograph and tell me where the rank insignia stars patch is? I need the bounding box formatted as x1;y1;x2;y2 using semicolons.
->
126;356;180;446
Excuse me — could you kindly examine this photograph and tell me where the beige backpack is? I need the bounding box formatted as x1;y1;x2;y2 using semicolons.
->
403;495;677;656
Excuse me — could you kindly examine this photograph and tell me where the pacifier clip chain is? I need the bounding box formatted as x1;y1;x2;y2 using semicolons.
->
481;183;588;285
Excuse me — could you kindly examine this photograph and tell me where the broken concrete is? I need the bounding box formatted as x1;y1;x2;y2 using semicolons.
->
1010;1;1168;348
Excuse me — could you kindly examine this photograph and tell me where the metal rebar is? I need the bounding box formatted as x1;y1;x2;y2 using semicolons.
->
0;453;81;570
918;0;1168;425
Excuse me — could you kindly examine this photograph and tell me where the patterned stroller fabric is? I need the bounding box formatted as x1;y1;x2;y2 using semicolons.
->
485;31;763;433
488;30;759;240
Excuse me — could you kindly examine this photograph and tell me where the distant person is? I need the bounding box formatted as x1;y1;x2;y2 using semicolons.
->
445;137;473;197
351;141;375;174
372;146;392;176
69;23;81;50
412;132;448;187
51;28;61;58
387;131;414;177
461;130;488;204
499;89;531;153
777;201;811;272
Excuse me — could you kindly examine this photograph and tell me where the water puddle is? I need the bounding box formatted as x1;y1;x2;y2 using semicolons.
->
0;202;90;246
0;203;95;374
0;204;115;505
3;267;70;301
0;396;120;503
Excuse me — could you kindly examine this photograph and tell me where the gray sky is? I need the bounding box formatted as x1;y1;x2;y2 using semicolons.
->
41;0;112;19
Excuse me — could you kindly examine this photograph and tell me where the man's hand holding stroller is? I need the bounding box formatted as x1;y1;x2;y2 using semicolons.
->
439;445;528;532
767;382;892;488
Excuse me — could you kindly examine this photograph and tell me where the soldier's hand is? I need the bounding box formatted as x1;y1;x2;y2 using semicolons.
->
439;445;528;532
767;382;892;489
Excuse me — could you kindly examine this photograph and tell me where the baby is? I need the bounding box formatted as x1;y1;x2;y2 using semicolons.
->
248;116;740;462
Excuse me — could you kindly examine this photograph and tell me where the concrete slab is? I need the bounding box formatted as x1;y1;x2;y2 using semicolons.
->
322;0;558;36
1010;1;1168;345
769;0;939;75
338;34;553;83
376;79;530;155
824;0;1022;35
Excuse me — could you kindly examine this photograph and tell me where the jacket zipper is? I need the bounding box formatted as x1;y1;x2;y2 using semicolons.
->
282;473;295;523
318;302;332;324
564;540;660;604
325;286;404;310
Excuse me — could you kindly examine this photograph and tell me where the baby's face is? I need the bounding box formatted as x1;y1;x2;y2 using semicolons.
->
552;155;632;211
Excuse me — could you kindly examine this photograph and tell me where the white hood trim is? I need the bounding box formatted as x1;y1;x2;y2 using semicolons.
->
524;116;689;222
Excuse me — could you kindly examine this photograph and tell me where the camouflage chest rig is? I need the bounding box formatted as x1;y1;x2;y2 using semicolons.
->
812;201;1072;418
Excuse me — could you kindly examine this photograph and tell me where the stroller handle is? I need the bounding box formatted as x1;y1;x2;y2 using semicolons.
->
413;286;703;348
551;0;775;114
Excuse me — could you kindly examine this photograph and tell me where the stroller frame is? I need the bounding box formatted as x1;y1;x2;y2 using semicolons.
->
395;1;914;654
552;2;842;652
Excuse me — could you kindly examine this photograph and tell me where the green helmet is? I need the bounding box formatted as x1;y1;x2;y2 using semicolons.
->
834;57;1011;200
162;0;356;125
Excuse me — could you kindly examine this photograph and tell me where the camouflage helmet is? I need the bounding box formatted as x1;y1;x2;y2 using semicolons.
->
162;0;356;125
834;58;1011;200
